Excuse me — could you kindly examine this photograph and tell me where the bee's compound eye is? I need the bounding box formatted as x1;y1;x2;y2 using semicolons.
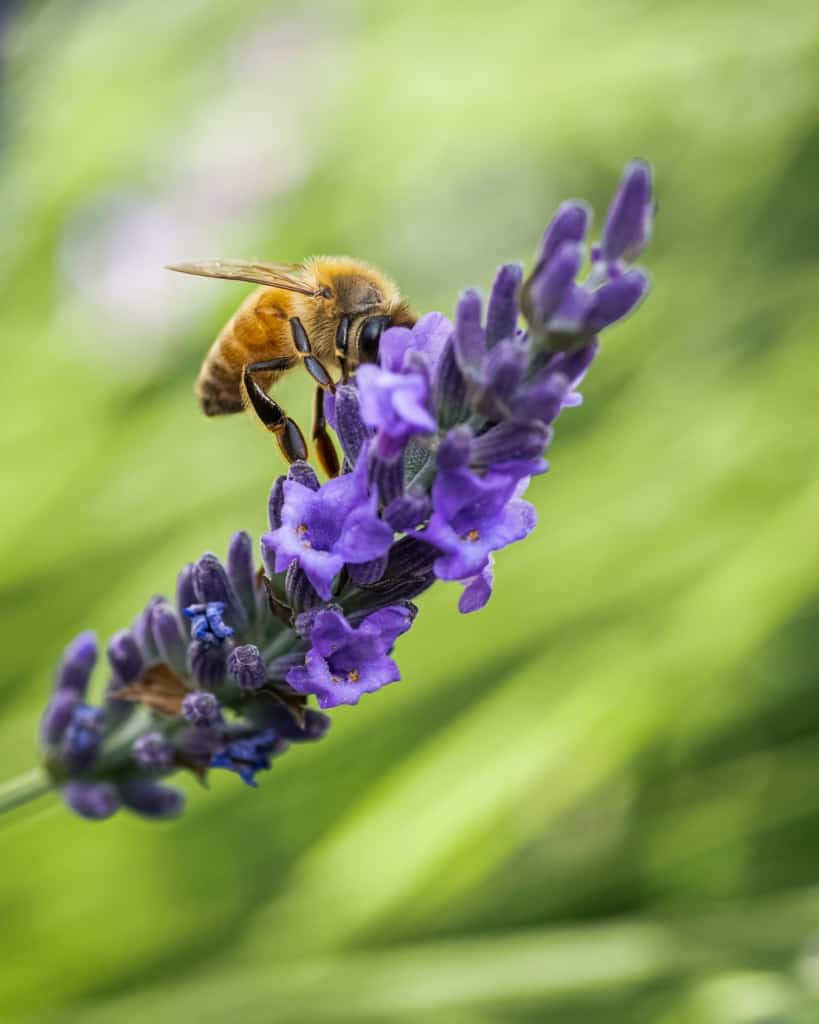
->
359;316;389;364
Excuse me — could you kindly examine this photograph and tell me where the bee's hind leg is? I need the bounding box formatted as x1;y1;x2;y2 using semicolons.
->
311;385;341;478
242;359;307;465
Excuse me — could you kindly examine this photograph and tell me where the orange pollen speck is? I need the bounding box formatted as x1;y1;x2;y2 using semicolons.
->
348;669;360;682
465;529;480;542
297;524;309;535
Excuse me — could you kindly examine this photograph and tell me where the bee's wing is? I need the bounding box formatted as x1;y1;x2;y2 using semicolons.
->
166;258;322;296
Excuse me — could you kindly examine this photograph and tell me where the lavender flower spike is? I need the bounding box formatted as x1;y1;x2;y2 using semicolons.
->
22;161;654;827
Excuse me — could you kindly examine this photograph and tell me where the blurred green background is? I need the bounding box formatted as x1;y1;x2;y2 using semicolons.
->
2;1;819;1021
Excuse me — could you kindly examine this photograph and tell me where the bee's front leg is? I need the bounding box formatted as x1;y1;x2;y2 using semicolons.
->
289;317;335;391
242;359;308;465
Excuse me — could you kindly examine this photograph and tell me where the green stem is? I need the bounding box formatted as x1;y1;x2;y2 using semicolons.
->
0;768;52;815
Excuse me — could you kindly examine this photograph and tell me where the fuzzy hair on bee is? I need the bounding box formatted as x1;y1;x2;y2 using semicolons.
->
167;256;416;477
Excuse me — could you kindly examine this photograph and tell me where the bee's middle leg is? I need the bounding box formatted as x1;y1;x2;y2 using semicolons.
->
243;359;308;465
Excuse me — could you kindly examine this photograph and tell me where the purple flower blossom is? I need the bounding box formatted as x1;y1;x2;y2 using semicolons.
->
356;314;452;459
261;454;393;601
356;363;436;459
416;446;536;586
287;607;413;708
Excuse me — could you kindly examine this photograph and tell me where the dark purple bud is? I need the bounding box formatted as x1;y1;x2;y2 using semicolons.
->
268;477;285;530
182;690;221;727
64;705;105;772
63;782;120;821
434;336;469;428
348;555;388;586
151;602;187;673
384;488;431;531
584;269;649;333
477;339;528;419
368;449;404;506
453;289;486;381
601;160;653;263
188;640;227;689
383;536;438;578
193;554;247;631
471;421;552;468
529;242;583;325
132;731;174;771
106;629;143;684
485;263;522;347
335;384;371;464
536;200;591;268
228;644;267;691
41;689;81;745
437;427;472;470
287;460;320;491
133;597;162;662
176;564;197;624
119;780;185;819
227;531;257;621
285;564;322;615
54;630;98;697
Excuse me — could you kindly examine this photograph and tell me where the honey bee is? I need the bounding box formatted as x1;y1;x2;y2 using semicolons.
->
167;257;415;477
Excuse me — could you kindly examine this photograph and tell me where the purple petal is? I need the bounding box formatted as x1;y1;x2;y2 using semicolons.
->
453;289;485;380
584;269;649;333
537;200;591;268
458;558;495;614
485;263;522;347
529;242;583;325
379;326;414;373
601;160;653;263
